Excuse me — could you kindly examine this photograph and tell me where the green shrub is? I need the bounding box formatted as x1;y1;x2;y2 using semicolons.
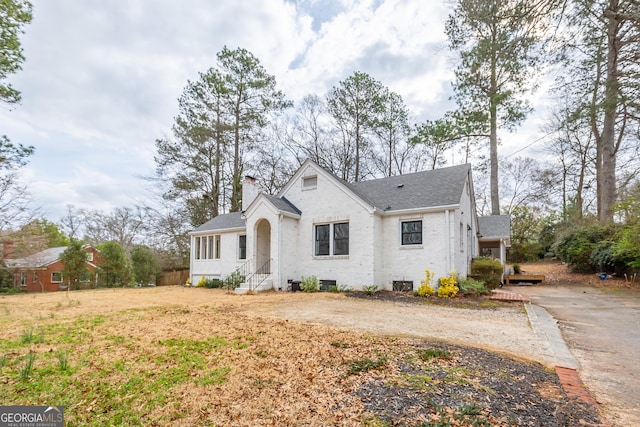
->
512;263;521;274
362;285;379;295
205;278;222;288
300;275;320;292
553;224;614;273
457;278;490;296
224;271;245;290
328;285;338;293
470;257;503;289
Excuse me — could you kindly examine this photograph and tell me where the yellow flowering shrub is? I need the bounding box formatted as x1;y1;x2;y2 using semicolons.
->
196;276;206;287
437;271;459;298
416;269;435;297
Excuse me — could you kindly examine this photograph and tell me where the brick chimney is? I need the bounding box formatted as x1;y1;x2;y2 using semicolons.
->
242;176;261;211
1;240;14;259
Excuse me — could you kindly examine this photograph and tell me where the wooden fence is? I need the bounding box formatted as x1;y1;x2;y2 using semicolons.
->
159;269;190;286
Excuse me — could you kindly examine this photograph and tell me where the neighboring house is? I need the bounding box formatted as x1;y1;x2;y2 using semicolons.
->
477;215;511;265
4;245;101;292
190;159;498;293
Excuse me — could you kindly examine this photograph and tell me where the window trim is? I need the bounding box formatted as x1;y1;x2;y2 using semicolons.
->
302;175;318;190
401;220;423;246
314;222;349;257
51;272;63;283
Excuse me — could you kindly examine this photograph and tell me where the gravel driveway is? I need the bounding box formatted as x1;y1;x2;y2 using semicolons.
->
520;284;640;427
253;294;551;365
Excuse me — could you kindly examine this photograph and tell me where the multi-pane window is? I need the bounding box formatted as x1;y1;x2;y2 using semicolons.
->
315;224;330;256
238;235;247;260
51;272;63;283
333;223;349;255
314;222;349;256
401;220;422;245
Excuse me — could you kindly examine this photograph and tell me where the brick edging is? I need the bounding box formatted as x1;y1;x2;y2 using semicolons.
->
555;366;612;427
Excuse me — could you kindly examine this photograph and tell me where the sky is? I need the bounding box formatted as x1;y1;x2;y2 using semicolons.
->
0;0;549;223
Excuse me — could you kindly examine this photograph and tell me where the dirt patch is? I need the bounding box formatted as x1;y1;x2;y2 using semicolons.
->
516;259;640;290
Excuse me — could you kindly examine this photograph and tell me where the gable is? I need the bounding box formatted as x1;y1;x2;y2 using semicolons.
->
278;160;375;213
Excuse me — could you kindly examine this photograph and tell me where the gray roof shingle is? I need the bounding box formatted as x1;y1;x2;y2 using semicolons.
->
192;212;245;233
263;195;301;216
478;215;511;239
5;246;67;269
193;163;473;232
348;164;471;212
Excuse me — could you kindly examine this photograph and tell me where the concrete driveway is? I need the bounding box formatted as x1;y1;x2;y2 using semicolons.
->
507;284;640;427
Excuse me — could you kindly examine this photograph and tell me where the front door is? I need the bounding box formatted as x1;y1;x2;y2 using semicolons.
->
255;219;271;273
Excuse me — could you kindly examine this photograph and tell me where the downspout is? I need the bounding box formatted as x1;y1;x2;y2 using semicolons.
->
445;210;452;272
188;235;194;285
278;214;283;291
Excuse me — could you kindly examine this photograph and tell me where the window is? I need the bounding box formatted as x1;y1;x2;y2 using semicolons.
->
215;235;221;259
51;272;63;283
238;235;246;260
302;176;317;189
314;222;349;256
20;272;27;286
87;252;94;262
401;220;422;245
333;222;349;255
33;272;38;283
315;224;330;256
195;237;201;260
206;236;214;259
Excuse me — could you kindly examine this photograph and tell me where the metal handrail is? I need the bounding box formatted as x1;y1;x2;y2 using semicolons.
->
246;258;272;291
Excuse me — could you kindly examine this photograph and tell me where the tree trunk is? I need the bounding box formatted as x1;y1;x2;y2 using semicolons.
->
599;0;620;223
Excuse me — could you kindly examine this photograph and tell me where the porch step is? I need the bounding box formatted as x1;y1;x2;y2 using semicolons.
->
234;276;273;294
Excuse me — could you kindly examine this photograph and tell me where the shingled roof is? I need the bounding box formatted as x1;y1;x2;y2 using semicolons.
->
192;212;245;233
5;247;68;269
192;163;473;232
347;164;471;212
478;215;511;239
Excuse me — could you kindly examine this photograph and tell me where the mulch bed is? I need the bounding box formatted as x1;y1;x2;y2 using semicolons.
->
346;289;605;426
346;290;515;309
355;340;603;426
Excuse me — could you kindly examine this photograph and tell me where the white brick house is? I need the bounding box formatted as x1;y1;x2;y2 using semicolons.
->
189;159;482;292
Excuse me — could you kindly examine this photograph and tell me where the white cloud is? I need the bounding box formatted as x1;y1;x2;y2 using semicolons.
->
0;0;548;223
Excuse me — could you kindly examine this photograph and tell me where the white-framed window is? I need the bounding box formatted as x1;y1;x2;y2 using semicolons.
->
20;272;27;286
195;236;202;260
215;235;221;259
238;235;247;260
401;220;422;245
314;222;349;256
87;252;94;262
302;175;317;190
51;272;63;283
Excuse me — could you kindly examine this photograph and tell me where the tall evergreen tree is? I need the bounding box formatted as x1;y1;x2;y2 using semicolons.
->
155;47;289;224
326;71;386;182
440;0;555;214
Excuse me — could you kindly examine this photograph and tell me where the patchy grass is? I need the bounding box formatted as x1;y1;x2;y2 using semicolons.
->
0;287;603;426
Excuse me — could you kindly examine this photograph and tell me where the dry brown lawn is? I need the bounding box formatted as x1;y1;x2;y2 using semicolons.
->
0;286;603;426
